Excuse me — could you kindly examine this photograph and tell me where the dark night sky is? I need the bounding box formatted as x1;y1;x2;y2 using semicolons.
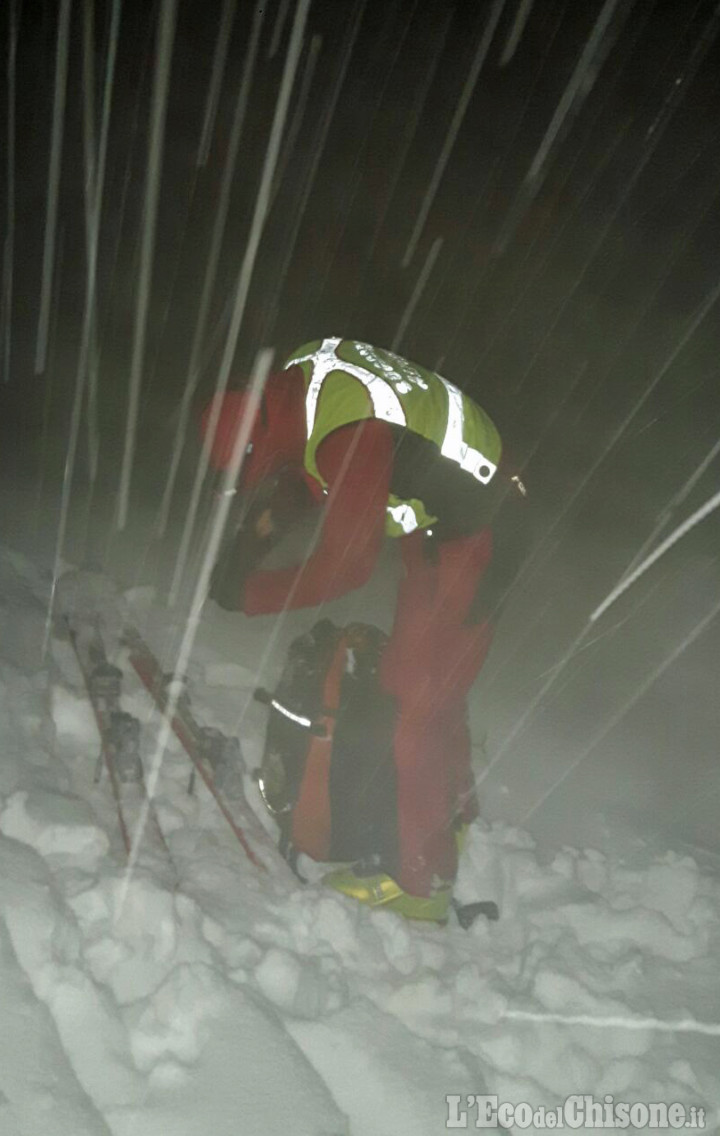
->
0;1;719;850
3;1;719;503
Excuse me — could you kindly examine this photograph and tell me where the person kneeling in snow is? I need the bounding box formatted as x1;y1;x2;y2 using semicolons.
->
201;338;527;922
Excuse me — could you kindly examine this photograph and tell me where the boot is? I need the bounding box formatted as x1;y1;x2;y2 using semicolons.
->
323;858;452;923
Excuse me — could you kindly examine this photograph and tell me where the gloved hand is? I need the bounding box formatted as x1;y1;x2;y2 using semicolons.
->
209;534;247;610
208;468;314;611
209;507;278;611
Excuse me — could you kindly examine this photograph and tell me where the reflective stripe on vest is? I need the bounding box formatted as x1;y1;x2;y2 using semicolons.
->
441;380;496;484
292;337;407;436
293;338;497;486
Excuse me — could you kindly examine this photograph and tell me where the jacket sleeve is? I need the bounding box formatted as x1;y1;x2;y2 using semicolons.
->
201;391;248;471
243;420;394;615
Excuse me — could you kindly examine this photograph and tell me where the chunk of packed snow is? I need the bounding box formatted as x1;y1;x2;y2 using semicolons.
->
0;916;113;1135
0;789;109;862
51;682;96;741
0;549;718;1135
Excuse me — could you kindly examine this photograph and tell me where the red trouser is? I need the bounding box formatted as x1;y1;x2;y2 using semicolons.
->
380;530;494;897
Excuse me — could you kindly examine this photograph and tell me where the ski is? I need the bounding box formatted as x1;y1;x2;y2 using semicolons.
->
122;624;280;874
64;617;176;873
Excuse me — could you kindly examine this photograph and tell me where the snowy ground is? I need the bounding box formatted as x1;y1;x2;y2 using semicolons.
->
3;1;720;1131
0;543;718;1136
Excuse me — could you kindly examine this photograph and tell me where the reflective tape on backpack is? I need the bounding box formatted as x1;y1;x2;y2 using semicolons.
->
293;338;406;436
270;698;312;729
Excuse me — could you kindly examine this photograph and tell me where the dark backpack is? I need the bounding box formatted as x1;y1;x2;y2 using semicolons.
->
254;620;398;870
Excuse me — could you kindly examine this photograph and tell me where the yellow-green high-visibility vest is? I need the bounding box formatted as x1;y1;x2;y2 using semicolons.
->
285;337;502;537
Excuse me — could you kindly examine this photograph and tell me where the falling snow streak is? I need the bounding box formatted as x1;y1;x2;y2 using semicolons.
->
625;436;720;575
504;0;682;270
81;1;97;205
508;1;720;396
530;0;700;243
401;0;507;269
169;0;312;606
474;120;633;376
95;8;155;370
367;5;452;265
525;149;719;458
499;0;536;67
270;32;322;210
478;600;553;698
1;0;18;384
514;272;720;607
86;0;122;461
590;488;720;625
435;0;573;369
476;52;711;383
142;158;205;412
44;69;138;647
459;359;589;649
493;0;632;257
469;349;585;622
476;273;720;782
267;0;291;61
156;2;266;538
34;0;71;376
119;351;273;915
196;0;237;168
85;0;122;485
522;593;720;822
348;4;454;325
478;613;644;794
391;236;443;352
33;227;66;531
627;367;717;443
520;357;588;471
642;0;719;144
258;0;366;348
528;559;690;712
494;146;720;496
116;0;177;531
307;0;416;324
457;0;679;373
44;261;108;653
81;0;99;481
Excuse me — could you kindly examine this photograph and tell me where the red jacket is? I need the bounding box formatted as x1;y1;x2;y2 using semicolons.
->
202;372;395;615
244;418;394;615
201;368;515;619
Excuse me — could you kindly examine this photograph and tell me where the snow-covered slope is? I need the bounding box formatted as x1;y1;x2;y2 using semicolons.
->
0;545;718;1135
